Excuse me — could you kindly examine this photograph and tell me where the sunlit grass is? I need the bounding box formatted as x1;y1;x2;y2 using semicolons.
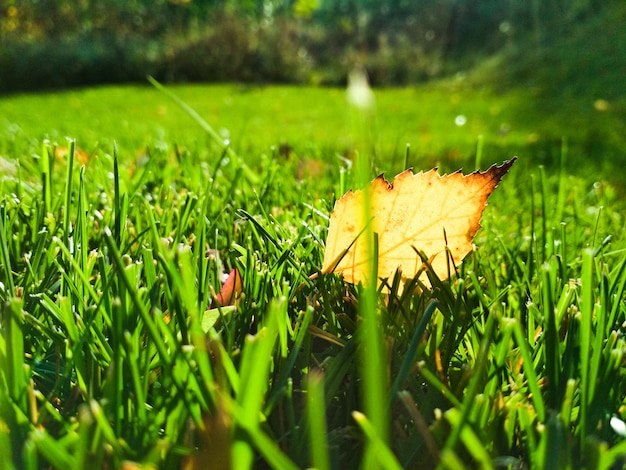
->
1;82;626;469
2;80;623;181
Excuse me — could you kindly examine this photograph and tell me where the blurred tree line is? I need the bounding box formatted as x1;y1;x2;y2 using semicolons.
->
0;0;616;91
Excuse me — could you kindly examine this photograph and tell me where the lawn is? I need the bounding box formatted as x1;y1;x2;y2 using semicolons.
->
2;78;622;175
1;80;626;469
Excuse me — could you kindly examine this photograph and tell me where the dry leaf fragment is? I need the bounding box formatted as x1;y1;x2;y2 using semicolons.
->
322;158;516;289
54;146;90;165
181;399;231;470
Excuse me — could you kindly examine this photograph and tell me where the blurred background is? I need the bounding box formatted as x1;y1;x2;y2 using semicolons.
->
0;0;624;177
0;0;622;91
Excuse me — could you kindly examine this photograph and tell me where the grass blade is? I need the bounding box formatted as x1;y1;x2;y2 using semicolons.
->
352;411;402;470
306;370;330;470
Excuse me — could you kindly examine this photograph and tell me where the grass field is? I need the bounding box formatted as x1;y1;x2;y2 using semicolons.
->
1;79;626;469
2;77;623;176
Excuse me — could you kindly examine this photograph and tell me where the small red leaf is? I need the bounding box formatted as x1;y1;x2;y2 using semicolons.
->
213;268;242;307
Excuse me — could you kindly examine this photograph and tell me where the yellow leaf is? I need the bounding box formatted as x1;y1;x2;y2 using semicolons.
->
322;158;516;289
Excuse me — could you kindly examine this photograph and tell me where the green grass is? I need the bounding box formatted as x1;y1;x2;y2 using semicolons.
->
1;79;626;469
1;76;624;179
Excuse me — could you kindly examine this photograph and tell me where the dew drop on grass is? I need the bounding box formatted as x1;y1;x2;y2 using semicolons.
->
455;115;467;126
610;416;626;437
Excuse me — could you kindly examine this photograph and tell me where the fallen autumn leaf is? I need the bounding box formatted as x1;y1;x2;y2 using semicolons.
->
322;158;516;290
